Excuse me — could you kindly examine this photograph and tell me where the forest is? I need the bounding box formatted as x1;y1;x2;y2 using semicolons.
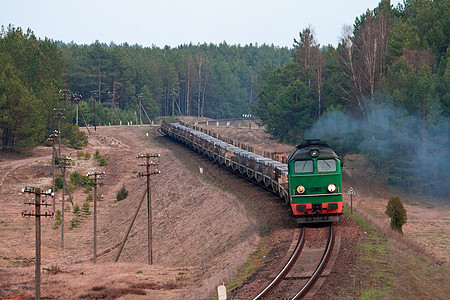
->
0;0;448;196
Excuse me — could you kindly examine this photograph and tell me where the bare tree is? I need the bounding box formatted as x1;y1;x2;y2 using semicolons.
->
339;25;365;116
196;51;204;117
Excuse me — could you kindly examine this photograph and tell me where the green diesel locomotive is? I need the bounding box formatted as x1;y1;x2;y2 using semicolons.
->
287;140;343;223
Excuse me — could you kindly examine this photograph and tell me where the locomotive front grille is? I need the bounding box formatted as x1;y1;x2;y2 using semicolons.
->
312;203;322;211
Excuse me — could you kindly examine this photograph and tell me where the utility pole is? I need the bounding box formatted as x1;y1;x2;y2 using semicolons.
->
108;91;115;126
90;91;98;131
98;62;101;129
87;171;105;263
71;93;82;127
53;109;65;158
58;89;70;156
47;130;58;215
21;186;53;300
59;156;72;248
137;93;143;125
137;153;161;265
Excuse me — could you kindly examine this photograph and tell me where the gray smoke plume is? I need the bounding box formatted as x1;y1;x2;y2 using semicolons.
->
305;103;450;199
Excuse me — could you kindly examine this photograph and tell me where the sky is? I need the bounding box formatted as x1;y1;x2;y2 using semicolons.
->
1;0;403;48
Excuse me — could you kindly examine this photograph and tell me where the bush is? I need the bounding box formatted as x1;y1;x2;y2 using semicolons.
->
116;185;129;201
73;204;81;215
53;210;62;230
70;171;89;187
71;217;80;228
385;197;407;233
76;151;91;160
86;194;93;202
98;156;108;166
55;175;63;190
94;150;108;166
82;202;91;215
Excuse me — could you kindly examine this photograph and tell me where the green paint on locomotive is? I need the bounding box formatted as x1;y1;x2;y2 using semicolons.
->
287;140;343;221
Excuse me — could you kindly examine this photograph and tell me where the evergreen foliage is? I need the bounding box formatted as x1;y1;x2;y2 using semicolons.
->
0;25;87;152
257;0;449;197
70;171;90;187
0;1;448;197
116;185;128;201
385;197;407;233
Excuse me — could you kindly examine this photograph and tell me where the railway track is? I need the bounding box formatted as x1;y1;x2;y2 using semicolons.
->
157;125;339;298
253;225;335;299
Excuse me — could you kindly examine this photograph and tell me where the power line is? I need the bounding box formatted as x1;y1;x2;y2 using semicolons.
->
21;186;53;300
87;171;105;263
137;153;161;265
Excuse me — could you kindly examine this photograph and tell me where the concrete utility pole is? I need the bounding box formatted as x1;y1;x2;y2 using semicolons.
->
59;156;72;248
21;186;53;300
86;171;105;263
137;153;161;265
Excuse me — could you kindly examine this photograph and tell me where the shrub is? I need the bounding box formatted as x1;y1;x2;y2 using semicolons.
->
53;210;62;229
98;156;108;166
116;185;129;201
94;150;108;166
86;194;93;202
73;204;81;215
385;197;407;233
71;217;80;228
70;171;89;187
55;175;63;190
82;202;91;215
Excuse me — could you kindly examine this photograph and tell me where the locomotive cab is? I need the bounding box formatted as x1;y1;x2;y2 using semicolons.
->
287;139;343;224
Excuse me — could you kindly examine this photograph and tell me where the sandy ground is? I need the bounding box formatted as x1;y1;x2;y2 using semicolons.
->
0;125;259;299
0;121;448;300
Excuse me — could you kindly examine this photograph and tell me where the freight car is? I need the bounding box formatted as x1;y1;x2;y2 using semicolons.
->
160;122;343;224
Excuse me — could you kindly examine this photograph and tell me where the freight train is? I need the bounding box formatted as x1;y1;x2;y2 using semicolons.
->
160;122;343;224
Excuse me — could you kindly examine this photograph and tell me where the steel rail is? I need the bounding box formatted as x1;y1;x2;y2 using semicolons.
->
253;227;305;300
292;225;335;300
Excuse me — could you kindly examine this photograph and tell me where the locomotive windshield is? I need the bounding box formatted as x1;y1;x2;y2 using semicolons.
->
317;159;337;172
294;160;313;173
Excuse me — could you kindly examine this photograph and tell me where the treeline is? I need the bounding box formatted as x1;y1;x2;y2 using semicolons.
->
0;25;290;151
257;0;449;196
0;26;86;151
61;41;291;125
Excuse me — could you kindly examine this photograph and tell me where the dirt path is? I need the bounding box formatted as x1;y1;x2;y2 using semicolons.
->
0;124;448;299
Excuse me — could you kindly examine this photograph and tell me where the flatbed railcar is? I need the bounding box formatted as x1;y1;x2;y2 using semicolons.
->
160;122;343;224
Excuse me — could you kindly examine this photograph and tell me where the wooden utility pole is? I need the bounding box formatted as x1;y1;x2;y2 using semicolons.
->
59;156;72;248
137;93;143;125
87;171;105;263
58;89;70;156
21;186;53;300
53;108;64;158
137;153;161;265
47;131;58;215
97;62;101;130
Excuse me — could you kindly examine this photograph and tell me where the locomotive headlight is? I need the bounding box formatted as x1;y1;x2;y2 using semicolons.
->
297;185;305;194
309;149;319;157
327;184;336;193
